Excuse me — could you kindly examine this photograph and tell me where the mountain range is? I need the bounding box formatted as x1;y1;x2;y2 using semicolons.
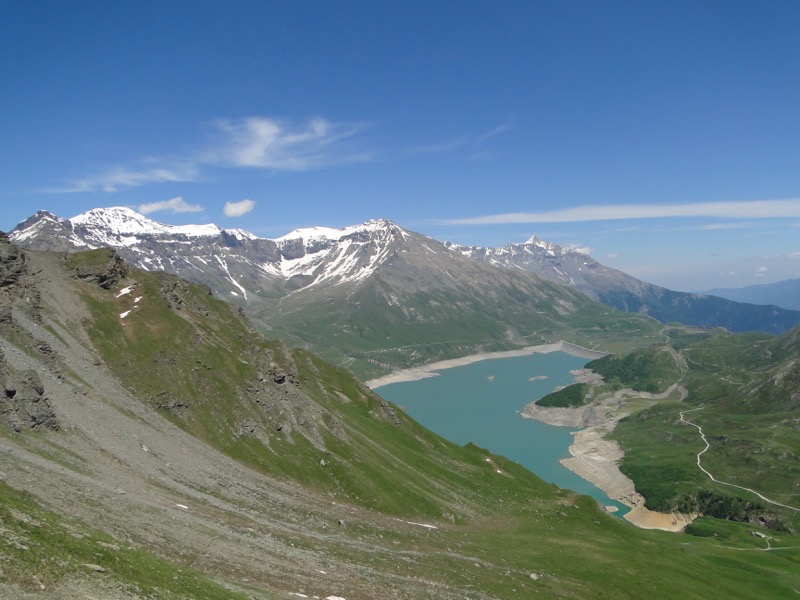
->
705;279;800;311
10;207;800;378
448;239;800;334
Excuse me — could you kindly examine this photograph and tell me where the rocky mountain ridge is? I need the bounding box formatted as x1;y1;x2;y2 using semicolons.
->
10;207;800;378
11;208;408;299
448;238;800;334
13;208;662;377
705;278;800;311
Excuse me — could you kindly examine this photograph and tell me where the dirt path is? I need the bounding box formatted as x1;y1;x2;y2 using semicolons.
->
679;407;800;513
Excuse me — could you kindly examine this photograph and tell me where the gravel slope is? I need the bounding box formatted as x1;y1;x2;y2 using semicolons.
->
0;245;463;599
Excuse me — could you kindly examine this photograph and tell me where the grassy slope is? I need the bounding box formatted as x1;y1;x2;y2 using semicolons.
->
535;383;591;408
71;258;798;597
78;266;532;518
0;482;253;599
610;329;800;531
587;344;684;394
256;272;667;379
3;250;798;598
536;344;685;408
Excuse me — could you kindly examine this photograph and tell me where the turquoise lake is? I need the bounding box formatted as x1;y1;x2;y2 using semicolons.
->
376;351;629;516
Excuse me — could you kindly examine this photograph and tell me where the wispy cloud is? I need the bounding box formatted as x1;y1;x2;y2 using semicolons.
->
62;165;198;193
138;197;204;215
698;222;755;231
443;198;800;225
474;124;512;145
223;199;256;217
408;123;512;156
566;244;593;255
57;116;369;193
207;116;370;170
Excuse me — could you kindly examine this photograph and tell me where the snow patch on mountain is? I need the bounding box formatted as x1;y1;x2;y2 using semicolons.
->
276;218;397;243
277;222;400;289
214;255;248;299
10;208;408;296
71;207;223;247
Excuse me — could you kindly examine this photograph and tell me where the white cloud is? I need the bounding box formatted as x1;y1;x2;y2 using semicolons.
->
224;199;256;217
606;252;619;260
444;198;800;225
566;244;593;255
63;165;198;193
755;266;769;277
138;197;204;215
58;116;369;193
208;116;369;170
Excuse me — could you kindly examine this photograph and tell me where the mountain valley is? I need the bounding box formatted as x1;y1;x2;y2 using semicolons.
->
2;211;799;598
12;208;800;379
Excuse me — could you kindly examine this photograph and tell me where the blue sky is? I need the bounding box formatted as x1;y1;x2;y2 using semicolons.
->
2;1;799;291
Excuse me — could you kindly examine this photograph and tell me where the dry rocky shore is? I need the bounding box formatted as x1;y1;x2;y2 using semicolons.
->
523;379;695;531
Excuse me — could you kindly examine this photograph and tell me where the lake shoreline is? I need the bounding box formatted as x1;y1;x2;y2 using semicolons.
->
526;395;697;532
366;341;607;389
369;343;694;532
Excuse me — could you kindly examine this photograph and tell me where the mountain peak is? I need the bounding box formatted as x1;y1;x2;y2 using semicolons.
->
72;206;223;240
276;217;403;243
11;206;800;337
523;235;542;245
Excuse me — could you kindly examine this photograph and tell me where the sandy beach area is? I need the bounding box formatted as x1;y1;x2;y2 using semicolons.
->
521;383;695;531
555;410;695;531
366;341;606;389
522;378;694;531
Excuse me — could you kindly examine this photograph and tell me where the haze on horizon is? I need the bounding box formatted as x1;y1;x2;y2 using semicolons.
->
2;1;799;292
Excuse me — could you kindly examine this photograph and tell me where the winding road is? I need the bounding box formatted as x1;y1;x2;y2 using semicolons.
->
679;406;800;513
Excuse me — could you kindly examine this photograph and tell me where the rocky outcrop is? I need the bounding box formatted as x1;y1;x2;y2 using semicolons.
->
66;248;129;289
380;399;402;427
0;233;42;324
0;351;59;432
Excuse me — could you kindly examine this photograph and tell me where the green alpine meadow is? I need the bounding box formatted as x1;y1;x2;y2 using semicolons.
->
1;236;798;599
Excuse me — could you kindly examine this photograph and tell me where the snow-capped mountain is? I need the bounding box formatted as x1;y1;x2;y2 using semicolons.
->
13;207;247;248
10;207;800;377
446;236;800;334
11;208;413;302
446;236;624;300
10;207;615;376
10;207;619;302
